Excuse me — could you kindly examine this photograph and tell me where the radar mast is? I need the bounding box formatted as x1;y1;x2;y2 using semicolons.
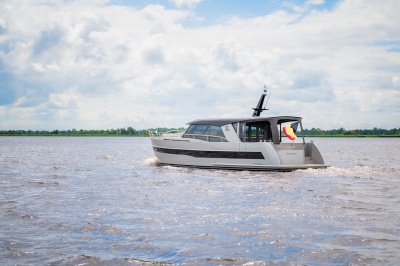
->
252;85;271;117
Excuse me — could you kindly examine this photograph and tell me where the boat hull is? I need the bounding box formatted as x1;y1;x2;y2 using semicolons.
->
151;138;328;172
157;162;328;172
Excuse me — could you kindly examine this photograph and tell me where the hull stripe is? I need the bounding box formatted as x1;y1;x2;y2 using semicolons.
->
153;147;265;159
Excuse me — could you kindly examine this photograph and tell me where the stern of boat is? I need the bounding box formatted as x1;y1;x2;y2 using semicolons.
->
304;141;325;165
273;141;326;168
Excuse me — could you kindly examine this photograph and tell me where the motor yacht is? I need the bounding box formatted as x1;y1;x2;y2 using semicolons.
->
149;90;328;171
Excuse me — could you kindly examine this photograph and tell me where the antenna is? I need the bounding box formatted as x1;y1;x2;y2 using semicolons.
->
263;91;271;109
252;85;269;117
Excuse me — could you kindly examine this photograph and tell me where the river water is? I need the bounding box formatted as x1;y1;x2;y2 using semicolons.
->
1;137;399;265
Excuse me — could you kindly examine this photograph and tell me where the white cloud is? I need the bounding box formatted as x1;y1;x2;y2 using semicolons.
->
0;0;399;130
169;0;204;9
306;0;325;6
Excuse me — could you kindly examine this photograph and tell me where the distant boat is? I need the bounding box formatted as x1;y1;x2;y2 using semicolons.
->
150;88;328;171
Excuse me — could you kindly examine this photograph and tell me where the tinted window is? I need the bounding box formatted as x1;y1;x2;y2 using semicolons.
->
208;126;224;137
185;125;208;135
183;125;226;141
240;121;272;142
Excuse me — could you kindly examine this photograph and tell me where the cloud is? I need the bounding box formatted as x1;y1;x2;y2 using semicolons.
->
33;26;65;55
306;0;325;6
0;17;7;35
169;0;204;9
0;78;17;105
212;40;241;72
0;0;399;130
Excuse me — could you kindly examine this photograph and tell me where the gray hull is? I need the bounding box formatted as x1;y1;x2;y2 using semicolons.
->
151;137;327;171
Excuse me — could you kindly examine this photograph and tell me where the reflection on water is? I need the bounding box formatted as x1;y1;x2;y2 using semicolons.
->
1;137;400;265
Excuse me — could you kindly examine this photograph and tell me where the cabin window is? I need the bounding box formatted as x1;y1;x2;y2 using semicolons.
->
209;126;225;137
183;125;227;142
185;125;207;135
240;121;272;142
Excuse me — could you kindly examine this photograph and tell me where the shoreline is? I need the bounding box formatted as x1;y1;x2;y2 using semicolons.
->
0;134;398;138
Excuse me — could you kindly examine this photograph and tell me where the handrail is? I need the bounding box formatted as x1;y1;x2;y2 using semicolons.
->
149;130;240;143
184;134;241;143
182;133;228;142
148;130;184;139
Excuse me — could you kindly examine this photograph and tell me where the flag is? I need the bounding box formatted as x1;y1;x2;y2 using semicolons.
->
283;123;297;140
291;122;298;133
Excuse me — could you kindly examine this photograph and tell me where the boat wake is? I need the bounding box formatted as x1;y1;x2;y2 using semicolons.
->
144;157;160;166
314;165;400;180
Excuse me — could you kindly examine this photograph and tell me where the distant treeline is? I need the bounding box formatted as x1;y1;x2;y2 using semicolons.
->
0;126;399;137
0;127;184;136
302;127;400;137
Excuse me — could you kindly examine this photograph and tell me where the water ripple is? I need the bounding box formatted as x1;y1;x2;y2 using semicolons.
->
1;137;399;265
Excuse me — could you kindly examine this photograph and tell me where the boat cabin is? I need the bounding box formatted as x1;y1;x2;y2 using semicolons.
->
184;116;304;145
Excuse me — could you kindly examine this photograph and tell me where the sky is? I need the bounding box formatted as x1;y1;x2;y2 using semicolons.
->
0;0;399;131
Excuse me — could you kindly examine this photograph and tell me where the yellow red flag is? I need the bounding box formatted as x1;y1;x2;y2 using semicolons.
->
283;124;297;140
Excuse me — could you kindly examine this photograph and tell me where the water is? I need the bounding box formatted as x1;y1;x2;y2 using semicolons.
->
1;137;399;265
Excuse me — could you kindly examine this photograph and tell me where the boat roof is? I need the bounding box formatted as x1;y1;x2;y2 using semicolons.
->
187;116;302;126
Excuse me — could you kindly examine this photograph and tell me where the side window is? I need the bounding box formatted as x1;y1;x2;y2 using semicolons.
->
183;125;207;140
193;125;208;134
183;125;226;141
239;123;247;142
240;122;272;142
209;126;226;142
185;125;207;135
209;126;224;137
